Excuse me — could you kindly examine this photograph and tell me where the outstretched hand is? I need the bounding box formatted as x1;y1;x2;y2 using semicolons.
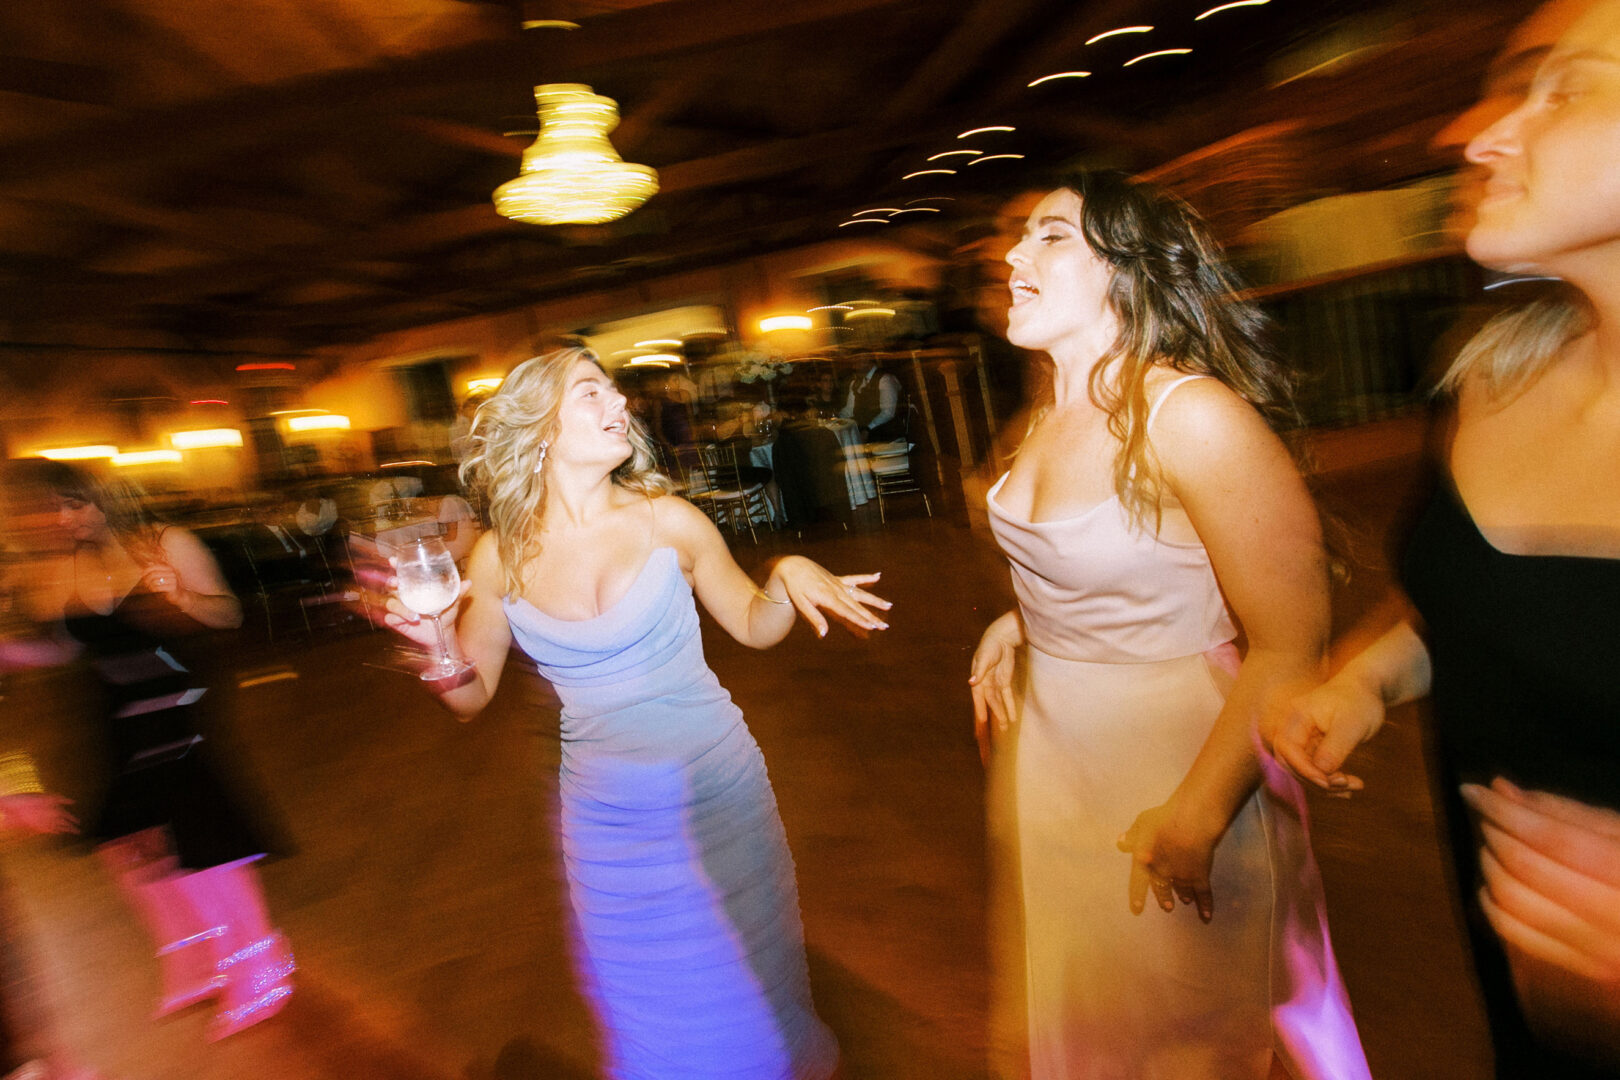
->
771;556;889;638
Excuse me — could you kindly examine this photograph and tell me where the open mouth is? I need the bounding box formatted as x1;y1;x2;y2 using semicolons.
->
604;418;628;435
1009;277;1039;305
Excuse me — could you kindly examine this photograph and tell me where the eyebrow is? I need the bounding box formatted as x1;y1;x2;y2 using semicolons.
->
1036;215;1077;227
1540;48;1620;74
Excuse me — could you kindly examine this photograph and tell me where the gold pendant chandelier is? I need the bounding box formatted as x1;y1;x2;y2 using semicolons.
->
493;83;659;226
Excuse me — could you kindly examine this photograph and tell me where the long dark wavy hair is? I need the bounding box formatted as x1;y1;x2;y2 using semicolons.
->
1047;169;1302;526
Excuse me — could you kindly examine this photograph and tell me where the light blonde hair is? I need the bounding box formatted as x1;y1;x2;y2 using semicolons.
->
458;347;673;597
1436;293;1589;403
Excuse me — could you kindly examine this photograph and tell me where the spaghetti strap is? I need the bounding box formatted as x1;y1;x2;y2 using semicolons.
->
1146;374;1212;431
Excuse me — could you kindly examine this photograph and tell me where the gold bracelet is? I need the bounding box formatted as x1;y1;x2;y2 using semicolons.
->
754;586;791;606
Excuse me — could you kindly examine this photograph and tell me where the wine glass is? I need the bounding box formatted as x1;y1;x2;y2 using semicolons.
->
394;536;471;681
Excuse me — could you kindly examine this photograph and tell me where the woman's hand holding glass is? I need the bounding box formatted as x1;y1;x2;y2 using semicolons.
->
386;537;474;681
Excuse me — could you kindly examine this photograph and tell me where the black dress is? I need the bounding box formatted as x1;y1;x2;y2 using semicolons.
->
1403;480;1620;1078
64;581;270;870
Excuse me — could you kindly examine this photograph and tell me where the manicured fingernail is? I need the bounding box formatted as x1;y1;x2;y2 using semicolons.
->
1459;782;1485;806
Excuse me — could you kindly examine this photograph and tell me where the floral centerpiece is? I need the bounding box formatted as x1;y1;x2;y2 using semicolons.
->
732;351;794;384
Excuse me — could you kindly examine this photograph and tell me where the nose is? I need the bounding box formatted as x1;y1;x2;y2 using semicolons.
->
1434;95;1515;154
1005;238;1030;268
1465;98;1526;165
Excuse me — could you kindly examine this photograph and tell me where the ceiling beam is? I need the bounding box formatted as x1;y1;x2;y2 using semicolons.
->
0;0;927;189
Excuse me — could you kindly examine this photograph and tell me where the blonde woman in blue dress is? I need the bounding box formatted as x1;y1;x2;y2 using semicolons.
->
384;346;885;1079
970;171;1368;1079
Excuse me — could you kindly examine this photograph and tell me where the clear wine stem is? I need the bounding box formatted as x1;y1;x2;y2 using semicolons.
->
430;613;451;668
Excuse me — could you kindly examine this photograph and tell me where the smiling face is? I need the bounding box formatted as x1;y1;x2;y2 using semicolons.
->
1464;0;1620;278
551;358;632;470
1003;188;1119;359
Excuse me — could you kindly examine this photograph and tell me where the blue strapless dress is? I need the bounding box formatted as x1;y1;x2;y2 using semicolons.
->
503;547;838;1080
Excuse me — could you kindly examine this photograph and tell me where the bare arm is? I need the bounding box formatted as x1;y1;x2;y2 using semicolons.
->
1119;379;1330;921
666;497;887;649
382;531;513;719
150;528;243;629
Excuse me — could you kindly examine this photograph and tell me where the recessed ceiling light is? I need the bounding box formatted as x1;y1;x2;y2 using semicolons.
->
1027;72;1093;87
1085;25;1152;45
1123;48;1191;67
1196;0;1268;19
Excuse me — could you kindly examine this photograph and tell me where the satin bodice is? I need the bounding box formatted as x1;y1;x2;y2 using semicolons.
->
987;475;1236;663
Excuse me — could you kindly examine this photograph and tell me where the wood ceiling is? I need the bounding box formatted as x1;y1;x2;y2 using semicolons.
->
0;0;1539;355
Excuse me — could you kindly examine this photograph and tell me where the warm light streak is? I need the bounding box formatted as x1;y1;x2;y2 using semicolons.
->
189;399;228;405
466;377;504;392
969;154;1026;164
169;428;243;450
760;315;813;333
927;150;981;161
956;126;1014;139
1027;71;1092;86
521;19;580;29
112;450;182;467
493;84;658;225
286;414;351;432
839;218;889;226
906;197;954;205
807;304;854;313
632;339;683;349
1195;0;1268;19
852;208;902;216
1086;25;1153;44
629;354;680;366
235;362;295;372
902;169;956;179
381;460;435;469
843;307;896;319
38;445;116;461
1124;48;1192;66
889;207;942;214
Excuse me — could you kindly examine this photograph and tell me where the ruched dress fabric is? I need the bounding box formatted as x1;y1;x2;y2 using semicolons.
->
984;379;1368;1080
503;546;838;1080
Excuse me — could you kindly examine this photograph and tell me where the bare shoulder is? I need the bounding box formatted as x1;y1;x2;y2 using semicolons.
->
157;525;218;568
650;493;723;571
466;531;504;591
1148;374;1273;456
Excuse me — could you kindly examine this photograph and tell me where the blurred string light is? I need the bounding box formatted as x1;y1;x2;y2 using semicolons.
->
493;84;658;225
1085;25;1152;44
169;429;243;450
467;377;504;391
970;154;1025;164
286;415;351;432
759;315;812;333
1124;48;1192;66
890;207;942;214
1027;71;1092;86
906;197;954;205
927;149;981;161
521;19;580;29
235;362;295;372
629;354;680;366
903;169;956;179
852;208;902;216
1196;0;1268;19
632;339;683;348
807;304;854;313
37;445;117;460
957;126;1014;138
189;398;228;405
844;307;896;320
112;450;182;468
839;218;889;227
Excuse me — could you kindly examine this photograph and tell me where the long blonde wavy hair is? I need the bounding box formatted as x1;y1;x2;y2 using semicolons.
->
1032;170;1300;529
458;347;674;598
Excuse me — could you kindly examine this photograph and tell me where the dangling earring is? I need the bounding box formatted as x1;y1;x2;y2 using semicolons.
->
533;441;549;473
